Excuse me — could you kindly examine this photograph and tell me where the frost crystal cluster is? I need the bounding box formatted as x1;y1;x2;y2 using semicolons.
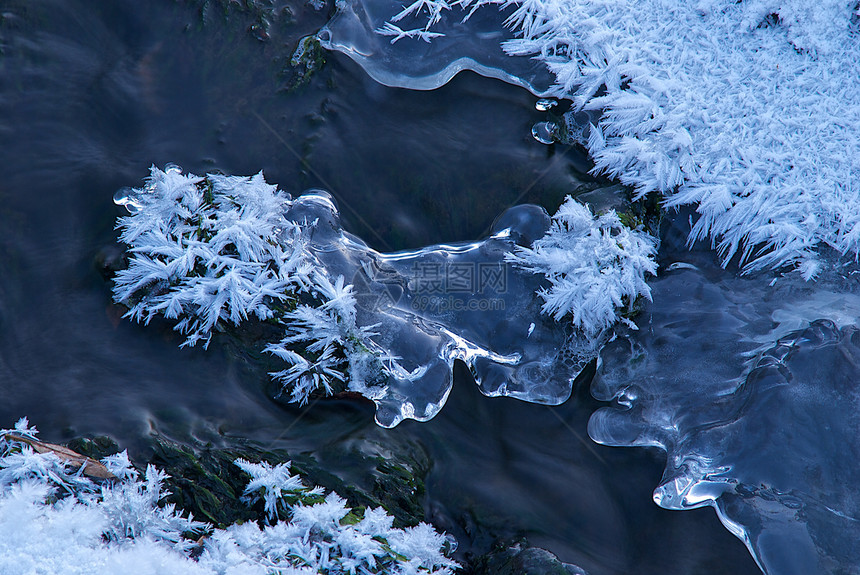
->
114;166;312;350
0;418;458;574
362;0;860;276
114;167;656;426
113;166;385;406
506;197;656;338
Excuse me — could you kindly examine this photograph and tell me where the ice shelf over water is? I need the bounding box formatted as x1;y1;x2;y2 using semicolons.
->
322;0;860;277
318;0;555;94
113;167;655;428
589;251;860;574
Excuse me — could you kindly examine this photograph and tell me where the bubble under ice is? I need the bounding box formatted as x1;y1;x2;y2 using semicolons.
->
589;261;860;574
283;192;588;427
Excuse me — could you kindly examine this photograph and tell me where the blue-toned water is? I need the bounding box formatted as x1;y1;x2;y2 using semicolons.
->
591;215;860;574
320;1;860;570
3;1;840;573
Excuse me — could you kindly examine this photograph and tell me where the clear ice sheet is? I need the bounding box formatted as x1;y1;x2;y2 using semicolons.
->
589;245;860;574
318;0;555;95
284;192;588;427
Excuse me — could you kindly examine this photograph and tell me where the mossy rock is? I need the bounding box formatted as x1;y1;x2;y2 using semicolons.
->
69;431;430;530
283;34;327;90
467;539;588;575
291;436;431;528
141;437;277;527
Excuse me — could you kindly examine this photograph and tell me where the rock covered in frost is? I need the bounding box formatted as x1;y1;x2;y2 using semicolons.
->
0;417;459;575
113;167;656;425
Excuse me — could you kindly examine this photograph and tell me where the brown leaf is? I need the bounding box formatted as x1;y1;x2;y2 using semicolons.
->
3;432;117;480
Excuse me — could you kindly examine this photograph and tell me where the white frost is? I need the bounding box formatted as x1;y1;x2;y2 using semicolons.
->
0;420;458;575
384;0;860;274
506;197;657;339
114;166;306;349
113;167;378;405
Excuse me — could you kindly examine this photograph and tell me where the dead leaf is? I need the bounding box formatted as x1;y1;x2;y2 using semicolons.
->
3;432;117;480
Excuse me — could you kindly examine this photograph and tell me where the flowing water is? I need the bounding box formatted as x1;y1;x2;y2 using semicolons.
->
3;1;836;573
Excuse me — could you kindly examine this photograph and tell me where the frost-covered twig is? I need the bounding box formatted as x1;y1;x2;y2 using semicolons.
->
0;420;206;552
506;197;656;339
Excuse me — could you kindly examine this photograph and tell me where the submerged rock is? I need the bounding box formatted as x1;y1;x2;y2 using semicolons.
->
469;540;588;575
114;169;655;427
286;34;327;89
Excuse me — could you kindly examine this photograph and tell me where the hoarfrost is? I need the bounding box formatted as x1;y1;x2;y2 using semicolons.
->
324;0;860;274
506;197;656;338
0;420;458;575
114;167;655;427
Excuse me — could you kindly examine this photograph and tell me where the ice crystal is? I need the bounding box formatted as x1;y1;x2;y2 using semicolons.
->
266;272;387;405
506;197;657;339
113;167;375;404
377;22;446;43
113;166;308;349
0;419;459;575
234;458;313;519
375;0;860;274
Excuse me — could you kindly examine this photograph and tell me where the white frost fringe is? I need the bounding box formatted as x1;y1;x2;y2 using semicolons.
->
0;417;458;575
384;0;860;278
507;197;657;339
113;166;383;405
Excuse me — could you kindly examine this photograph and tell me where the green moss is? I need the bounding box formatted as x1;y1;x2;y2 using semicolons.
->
67;431;431;530
283;35;327;90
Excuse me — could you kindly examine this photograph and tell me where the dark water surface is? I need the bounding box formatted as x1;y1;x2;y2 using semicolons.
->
0;1;760;573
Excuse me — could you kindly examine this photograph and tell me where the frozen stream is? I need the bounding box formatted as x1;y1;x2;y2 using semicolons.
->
5;0;856;573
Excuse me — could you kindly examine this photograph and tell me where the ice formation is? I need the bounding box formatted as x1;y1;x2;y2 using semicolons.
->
322;0;860;276
589;258;860;574
113;167;655;427
317;0;554;93
319;0;860;571
0;417;458;575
